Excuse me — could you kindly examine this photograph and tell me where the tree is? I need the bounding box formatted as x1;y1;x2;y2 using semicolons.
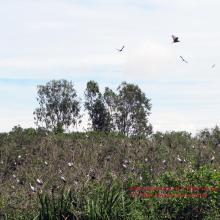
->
84;81;112;131
34;79;80;133
115;82;152;136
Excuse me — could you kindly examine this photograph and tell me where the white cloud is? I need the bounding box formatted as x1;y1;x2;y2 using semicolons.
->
124;41;176;79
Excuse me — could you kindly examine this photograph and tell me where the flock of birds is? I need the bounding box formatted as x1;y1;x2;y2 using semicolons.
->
117;35;216;68
0;143;216;193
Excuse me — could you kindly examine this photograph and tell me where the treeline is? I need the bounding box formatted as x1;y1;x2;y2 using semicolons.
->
33;80;152;136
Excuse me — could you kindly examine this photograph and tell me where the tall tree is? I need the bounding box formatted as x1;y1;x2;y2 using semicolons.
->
34;79;80;133
115;82;152;136
84;81;112;131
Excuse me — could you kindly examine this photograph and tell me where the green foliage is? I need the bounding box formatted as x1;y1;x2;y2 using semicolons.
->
37;188;79;220
149;168;220;219
0;128;220;219
197;125;220;147
34;79;81;133
85;81;152;137
84;81;112;132
115;82;152;137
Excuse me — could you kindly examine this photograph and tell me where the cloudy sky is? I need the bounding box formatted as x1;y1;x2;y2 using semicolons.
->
0;0;220;134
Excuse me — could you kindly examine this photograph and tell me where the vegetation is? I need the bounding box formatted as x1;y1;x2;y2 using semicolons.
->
0;127;220;219
115;82;152;136
85;81;152;136
34;80;81;133
85;81;112;132
0;80;219;219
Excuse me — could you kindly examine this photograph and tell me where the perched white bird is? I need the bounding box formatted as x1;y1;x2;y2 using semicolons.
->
12;174;16;178
144;158;148;163
30;183;36;192
123;159;129;164
177;155;183;163
36;178;43;185
211;156;215;163
61;176;66;183
44;161;48;166
122;164;127;169
68;162;73;167
162;160;166;164
18;155;21;159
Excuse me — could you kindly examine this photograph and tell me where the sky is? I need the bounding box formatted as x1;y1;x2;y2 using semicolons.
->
0;0;220;134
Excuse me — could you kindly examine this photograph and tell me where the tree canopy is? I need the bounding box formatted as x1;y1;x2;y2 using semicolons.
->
34;79;81;133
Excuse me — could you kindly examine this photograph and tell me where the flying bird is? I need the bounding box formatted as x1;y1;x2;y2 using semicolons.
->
211;64;216;68
117;45;125;52
172;35;180;43
180;56;188;63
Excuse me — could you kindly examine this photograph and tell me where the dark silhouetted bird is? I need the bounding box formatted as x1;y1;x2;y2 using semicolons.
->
172;35;180;43
117;45;125;52
180;56;188;63
211;64;216;68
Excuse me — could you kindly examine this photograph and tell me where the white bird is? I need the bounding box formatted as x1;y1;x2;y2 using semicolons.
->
122;164;127;169
144;158;148;163
36;178;43;185
123;159;129;164
211;156;215;163
30;183;36;192
12;174;16;178
61;176;66;183
117;45;125;52
162;160;166;164
18;155;21;159
44;161;48;165
68;162;73;167
177;155;183;163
